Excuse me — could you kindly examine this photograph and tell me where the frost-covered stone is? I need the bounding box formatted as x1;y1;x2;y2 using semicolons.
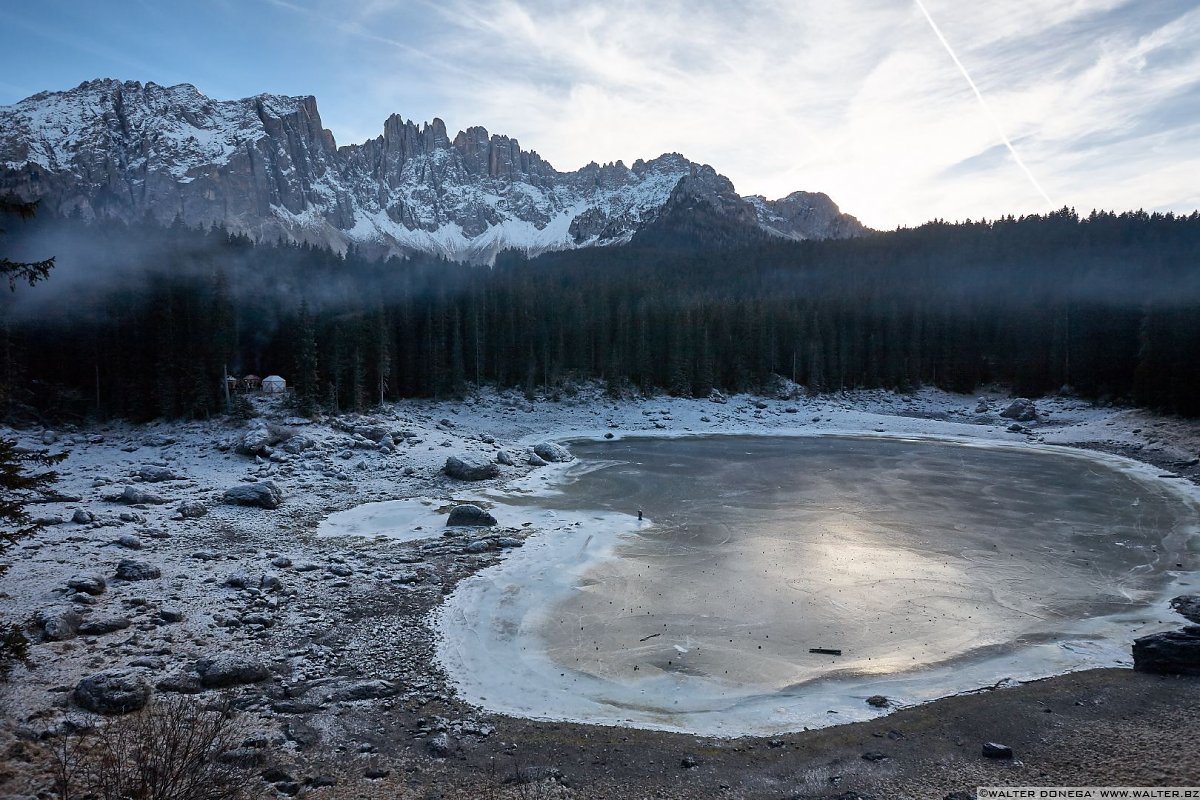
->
446;504;497;527
71;509;95;524
37;608;82;641
114;559;161;581
1000;398;1038;422
177;500;207;518
66;573;106;596
223;481;283;509
77;615;132;636
135;465;177;482
195;654;271;688
443;454;499;481
118;485;167;505
74;669;151;714
533;442;573;463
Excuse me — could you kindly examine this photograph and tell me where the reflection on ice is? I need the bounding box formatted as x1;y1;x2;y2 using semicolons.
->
433;436;1200;736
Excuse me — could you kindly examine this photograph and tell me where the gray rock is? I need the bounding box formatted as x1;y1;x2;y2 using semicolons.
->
533;442;573;463
1132;626;1200;675
327;563;353;577
527;453;549;467
981;742;1013;759
222;481;283;509
177;500;208;519
260;574;283;592
282;435;315;454
66;573;106;596
270;556;293;568
71;509;95;524
115;534;143;550
135;465;177;482
999;398;1038;422
446;504;497;527
866;694;889;708
236;427;272;456
156;672;203;694
159;607;185;623
195;654;271;688
37;608;82;641
1170;594;1200;624
118;485;167;505
128;656;165;670
495;537;523;548
463;540;490;554
74;670;151;714
114;559;161;581
443;454;499;481
974;399;989;413
325;679;400;703
77;615;132;636
224;572;250;589
426;732;452;758
496;450;515;466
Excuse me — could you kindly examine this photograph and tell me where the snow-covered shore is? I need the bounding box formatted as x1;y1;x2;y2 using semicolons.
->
2;385;1199;794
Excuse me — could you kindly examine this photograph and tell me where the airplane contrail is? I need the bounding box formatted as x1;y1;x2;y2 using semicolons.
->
913;0;1055;207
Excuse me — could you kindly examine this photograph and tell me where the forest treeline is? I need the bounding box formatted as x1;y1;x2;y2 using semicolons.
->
1;205;1198;421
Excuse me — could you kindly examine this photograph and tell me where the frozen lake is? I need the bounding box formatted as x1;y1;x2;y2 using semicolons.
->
433;436;1200;735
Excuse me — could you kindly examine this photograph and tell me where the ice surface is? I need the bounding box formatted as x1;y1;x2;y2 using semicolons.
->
434;435;1200;735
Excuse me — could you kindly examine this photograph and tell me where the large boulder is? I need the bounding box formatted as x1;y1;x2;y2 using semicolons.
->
223;481;283;509
77;615;132;636
324;679;400;703
118;485;167;505
74;669;151;714
135;465;178;482
66;573;107;596
114;559;161;581
443;454;499;481
1170;594;1200;624
1132;626;1200;675
446;504;497;527
999;398;1038;422
195;654;270;688
37;608;82;641
236;426;272;456
533;442;573;463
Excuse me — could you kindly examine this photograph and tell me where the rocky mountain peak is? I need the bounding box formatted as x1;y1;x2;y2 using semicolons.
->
0;79;868;263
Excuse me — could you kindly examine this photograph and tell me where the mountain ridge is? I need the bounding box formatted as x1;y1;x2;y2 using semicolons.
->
0;78;867;263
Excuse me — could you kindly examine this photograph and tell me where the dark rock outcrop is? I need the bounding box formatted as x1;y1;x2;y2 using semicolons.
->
1133;626;1200;675
223;481;283;509
446;504;497;527
74;669;151;714
443;454;499;481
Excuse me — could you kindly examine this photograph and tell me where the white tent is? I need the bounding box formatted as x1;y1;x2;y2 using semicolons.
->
261;375;287;394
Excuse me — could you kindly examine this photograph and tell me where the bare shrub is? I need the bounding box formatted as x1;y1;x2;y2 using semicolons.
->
48;694;256;800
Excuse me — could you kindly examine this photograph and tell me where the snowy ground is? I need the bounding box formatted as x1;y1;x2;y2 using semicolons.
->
2;384;1199;795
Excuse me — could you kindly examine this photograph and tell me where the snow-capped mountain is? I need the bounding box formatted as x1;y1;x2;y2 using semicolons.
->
0;79;867;263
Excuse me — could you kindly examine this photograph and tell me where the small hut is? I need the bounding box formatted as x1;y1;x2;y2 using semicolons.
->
261;375;287;394
242;374;262;391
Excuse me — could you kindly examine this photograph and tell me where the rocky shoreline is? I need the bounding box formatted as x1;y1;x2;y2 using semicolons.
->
2;385;1199;799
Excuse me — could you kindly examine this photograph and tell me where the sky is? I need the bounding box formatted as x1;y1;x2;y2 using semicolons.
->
1;0;1197;230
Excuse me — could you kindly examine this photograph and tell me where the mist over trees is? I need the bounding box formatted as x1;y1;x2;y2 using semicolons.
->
1;205;1199;421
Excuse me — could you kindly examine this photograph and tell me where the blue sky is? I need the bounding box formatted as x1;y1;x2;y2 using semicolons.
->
2;0;1197;229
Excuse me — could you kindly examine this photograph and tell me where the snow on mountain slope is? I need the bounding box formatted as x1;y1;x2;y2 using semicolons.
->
0;79;866;263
